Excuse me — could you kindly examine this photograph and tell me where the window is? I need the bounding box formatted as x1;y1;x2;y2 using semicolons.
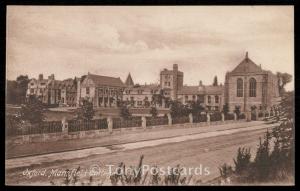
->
192;95;196;100
86;87;90;94
249;78;256;97
185;95;188;100
208;96;211;104
30;89;34;94
215;95;219;103
40;83;45;86
237;78;243;97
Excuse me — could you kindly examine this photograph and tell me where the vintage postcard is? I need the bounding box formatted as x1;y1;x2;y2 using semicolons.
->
5;6;294;186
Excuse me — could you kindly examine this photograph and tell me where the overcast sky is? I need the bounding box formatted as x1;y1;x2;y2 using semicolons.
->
6;6;294;90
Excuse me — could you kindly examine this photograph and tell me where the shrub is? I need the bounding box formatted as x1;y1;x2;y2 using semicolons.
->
219;163;233;179
238;113;246;119
150;107;158;117
210;112;222;122
225;113;234;120
120;105;131;119
233;147;251;175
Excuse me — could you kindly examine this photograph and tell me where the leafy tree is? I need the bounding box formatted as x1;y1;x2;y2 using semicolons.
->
77;99;95;121
251;130;271;181
6;80;18;104
222;103;229;115
152;89;165;107
189;100;205;116
213;76;218;86
16;75;30;104
120;105;131;119
150;107;158;117
144;98;150;108
234;105;241;117
170;101;189;117
19;95;45;124
233;147;251;175
277;72;292;96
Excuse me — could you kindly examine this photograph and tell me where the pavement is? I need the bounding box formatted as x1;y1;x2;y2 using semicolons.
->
7;120;265;159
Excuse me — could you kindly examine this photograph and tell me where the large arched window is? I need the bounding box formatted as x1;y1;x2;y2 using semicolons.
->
237;78;243;97
249;78;257;97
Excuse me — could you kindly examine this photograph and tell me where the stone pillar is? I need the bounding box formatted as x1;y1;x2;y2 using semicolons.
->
189;113;193;123
107;117;113;133
167;113;172;126
233;113;237;121
246;111;251;121
62;117;68;133
221;113;225;122
207;113;210;125
142;116;146;129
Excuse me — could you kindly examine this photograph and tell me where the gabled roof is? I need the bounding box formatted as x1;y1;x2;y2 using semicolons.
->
205;85;224;95
125;73;134;86
87;73;125;87
178;85;223;95
125;84;160;91
231;52;263;74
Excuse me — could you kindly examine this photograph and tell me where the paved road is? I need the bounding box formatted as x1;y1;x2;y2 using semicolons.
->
5;121;277;185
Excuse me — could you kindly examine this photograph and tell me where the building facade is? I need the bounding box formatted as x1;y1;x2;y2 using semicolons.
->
177;81;224;111
26;74;77;106
77;73;125;107
123;73;163;108
224;52;281;112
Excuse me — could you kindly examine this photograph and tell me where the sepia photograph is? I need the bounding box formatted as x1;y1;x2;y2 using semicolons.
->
5;5;294;186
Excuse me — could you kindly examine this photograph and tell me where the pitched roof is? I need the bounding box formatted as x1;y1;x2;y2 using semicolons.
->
125;84;160;91
125;73;134;86
231;52;263;74
87;73;125;87
178;85;223;95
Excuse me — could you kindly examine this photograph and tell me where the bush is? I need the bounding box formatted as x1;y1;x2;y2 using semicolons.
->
233;147;251;175
210;112;222;122
120;105;131;119
225;113;234;120
150;107;158;117
238;113;246;119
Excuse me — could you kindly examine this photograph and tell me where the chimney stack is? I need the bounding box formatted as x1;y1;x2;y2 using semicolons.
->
48;74;55;80
38;74;43;80
199;80;203;86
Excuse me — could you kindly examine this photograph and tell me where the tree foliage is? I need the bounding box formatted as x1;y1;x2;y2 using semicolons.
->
120;105;131;119
277;72;292;96
150;107;158;117
20;95;45;124
170;101;190;117
77;99;95;121
227;91;294;184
